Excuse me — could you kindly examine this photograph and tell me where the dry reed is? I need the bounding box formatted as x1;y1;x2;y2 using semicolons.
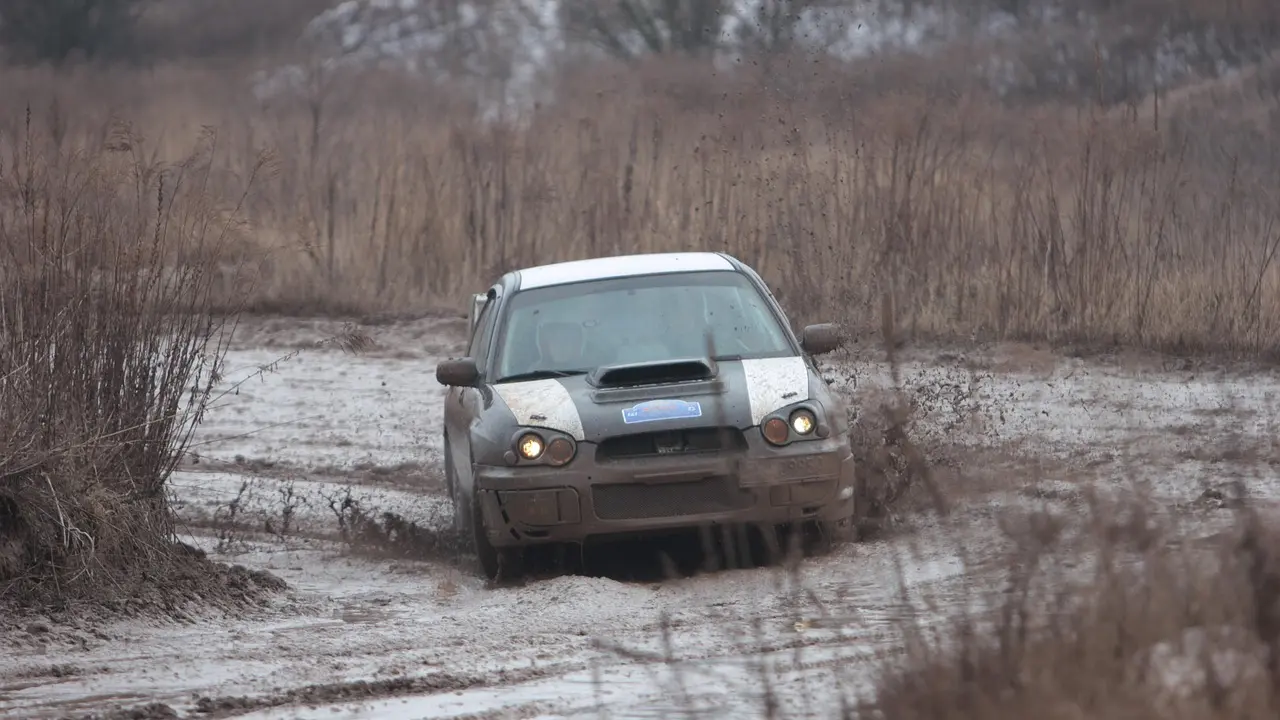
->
867;489;1280;720
3;54;1276;357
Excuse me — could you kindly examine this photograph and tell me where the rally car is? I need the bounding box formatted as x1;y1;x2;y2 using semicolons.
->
435;251;860;580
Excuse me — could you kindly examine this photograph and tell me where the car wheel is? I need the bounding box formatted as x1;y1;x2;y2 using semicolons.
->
470;490;524;583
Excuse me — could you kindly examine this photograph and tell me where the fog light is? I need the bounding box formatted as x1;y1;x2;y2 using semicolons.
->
763;417;790;445
545;437;576;466
838;486;854;500
517;433;544;460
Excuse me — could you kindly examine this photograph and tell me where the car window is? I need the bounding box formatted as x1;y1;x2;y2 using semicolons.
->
493;270;794;380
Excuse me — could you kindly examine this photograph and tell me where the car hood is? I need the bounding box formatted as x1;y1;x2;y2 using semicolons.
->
489;356;813;442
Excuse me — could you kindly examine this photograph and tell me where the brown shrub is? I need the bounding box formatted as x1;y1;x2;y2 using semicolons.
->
0;110;273;609
866;491;1280;719
5;54;1276;356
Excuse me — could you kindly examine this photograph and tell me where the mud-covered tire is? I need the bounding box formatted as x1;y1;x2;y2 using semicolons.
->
470;490;523;582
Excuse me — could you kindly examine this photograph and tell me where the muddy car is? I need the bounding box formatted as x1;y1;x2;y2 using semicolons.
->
435;252;860;580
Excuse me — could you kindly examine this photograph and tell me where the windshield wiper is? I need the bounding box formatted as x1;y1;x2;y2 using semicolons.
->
494;369;587;384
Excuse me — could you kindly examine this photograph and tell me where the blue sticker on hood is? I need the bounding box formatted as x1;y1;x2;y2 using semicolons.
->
622;398;703;424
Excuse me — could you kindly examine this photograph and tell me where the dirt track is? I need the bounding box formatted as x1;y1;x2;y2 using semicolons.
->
3;315;1278;719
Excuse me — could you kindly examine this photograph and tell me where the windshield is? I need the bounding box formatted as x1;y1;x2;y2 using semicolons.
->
492;270;796;381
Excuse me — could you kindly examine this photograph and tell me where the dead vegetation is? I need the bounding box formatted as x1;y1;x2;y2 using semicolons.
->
0;111;284;614
3;46;1278;356
861;485;1280;720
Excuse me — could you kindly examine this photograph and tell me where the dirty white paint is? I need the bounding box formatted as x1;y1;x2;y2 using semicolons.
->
515;252;733;290
492;378;585;440
740;356;810;425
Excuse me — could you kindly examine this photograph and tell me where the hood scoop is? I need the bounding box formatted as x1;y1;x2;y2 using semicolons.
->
588;357;718;389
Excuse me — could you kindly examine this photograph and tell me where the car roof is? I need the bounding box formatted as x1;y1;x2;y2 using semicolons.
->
512;252;739;291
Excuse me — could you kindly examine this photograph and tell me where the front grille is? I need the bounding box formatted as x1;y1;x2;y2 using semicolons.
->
592;477;753;520
596;427;747;462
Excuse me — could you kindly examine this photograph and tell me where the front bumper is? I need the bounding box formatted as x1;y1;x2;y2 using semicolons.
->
472;435;857;547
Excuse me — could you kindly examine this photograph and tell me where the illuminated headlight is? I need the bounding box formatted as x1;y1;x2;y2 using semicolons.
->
517;432;544;460
789;409;816;435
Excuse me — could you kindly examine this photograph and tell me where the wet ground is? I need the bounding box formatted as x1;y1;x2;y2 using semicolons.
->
2;315;1277;719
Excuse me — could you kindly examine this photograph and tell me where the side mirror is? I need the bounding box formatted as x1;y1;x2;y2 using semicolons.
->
436;358;480;387
800;323;843;356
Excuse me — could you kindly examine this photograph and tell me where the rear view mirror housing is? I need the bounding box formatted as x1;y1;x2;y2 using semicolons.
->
436;358;480;387
800;323;843;356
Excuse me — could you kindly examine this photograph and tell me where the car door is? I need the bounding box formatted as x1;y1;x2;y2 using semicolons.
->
444;288;499;499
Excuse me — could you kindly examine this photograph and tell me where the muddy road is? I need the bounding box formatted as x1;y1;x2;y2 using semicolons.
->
3;315;1278;719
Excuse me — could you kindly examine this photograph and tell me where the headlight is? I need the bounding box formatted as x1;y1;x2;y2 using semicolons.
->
760;403;827;446
789;409;816;435
517;432;544;460
508;430;577;466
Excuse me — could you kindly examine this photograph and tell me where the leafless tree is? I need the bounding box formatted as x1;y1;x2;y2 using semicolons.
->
0;0;146;64
560;0;731;61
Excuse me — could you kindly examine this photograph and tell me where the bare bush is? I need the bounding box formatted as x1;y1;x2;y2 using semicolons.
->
0;109;276;610
5;54;1276;356
865;491;1280;719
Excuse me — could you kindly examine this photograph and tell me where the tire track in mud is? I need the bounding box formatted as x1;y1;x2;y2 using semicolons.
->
200;616;910;720
25;557;964;720
11;516;988;720
186;666;563;719
187;632;897;720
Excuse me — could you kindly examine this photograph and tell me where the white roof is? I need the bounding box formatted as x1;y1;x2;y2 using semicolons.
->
514;252;735;290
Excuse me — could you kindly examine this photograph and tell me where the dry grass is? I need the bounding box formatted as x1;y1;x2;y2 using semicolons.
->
0;110;283;611
865;489;1280;719
3;52;1278;356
